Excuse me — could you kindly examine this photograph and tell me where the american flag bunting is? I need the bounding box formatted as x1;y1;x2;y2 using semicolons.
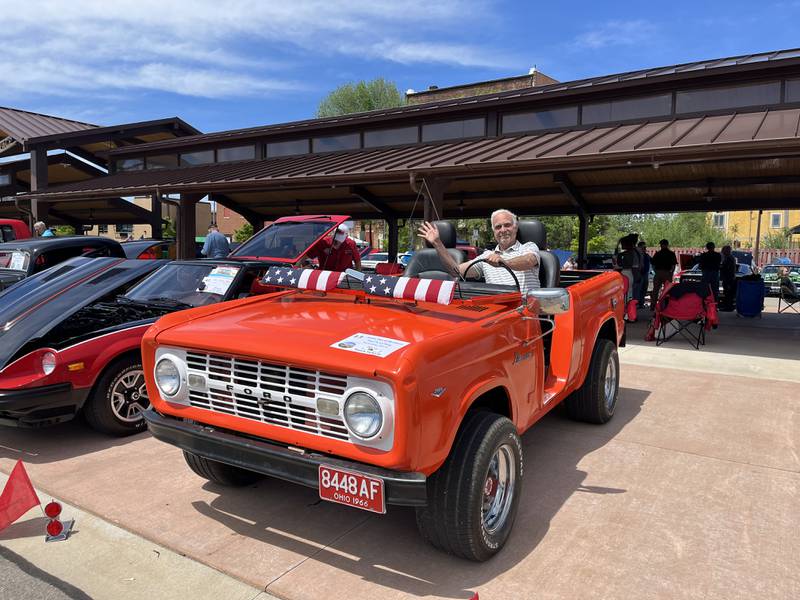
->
362;273;456;305
263;267;344;291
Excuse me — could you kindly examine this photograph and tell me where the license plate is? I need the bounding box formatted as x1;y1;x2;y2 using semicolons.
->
318;465;385;514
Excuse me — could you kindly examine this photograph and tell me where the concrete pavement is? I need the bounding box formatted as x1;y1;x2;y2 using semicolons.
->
0;303;797;599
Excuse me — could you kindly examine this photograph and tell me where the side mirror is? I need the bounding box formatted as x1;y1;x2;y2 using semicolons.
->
524;288;570;315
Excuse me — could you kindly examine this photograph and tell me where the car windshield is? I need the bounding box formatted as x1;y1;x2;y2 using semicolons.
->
230;221;335;260
124;263;241;306
0;250;30;272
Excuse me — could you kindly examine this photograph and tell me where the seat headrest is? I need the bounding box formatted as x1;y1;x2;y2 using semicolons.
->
517;220;546;248
424;221;457;248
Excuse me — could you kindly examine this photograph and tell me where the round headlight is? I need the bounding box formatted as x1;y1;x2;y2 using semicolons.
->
344;392;382;439
155;358;181;397
41;351;57;375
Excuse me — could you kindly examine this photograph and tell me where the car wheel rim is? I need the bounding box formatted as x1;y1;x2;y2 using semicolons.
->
110;369;149;423
482;443;516;535
604;356;617;412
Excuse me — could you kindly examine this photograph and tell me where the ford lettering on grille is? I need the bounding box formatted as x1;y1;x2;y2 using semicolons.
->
185;351;350;441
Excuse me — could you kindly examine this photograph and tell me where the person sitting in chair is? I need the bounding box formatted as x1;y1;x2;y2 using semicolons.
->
417;209;540;293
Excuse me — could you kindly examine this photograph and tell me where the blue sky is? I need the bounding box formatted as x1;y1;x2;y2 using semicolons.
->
4;1;800;134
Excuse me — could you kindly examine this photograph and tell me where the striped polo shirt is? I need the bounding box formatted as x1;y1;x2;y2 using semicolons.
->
473;240;541;293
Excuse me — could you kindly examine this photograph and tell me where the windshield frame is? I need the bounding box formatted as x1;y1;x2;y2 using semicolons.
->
230;219;341;262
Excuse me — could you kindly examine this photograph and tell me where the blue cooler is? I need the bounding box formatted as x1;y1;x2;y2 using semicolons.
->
736;279;765;318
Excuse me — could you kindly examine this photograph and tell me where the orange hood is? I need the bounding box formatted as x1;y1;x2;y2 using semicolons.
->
152;291;507;378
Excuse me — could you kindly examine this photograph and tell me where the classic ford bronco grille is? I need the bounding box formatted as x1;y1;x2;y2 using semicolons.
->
185;351;350;441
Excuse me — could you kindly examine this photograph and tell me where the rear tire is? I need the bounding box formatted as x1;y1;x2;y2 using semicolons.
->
564;338;619;424
84;356;149;436
415;411;523;561
183;451;263;486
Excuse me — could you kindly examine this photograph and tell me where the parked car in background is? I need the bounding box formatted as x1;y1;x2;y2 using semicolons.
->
762;263;800;295
122;239;176;260
0;215;350;435
361;251;389;271
678;262;755;289
0;219;32;242
456;240;480;261
0;236;126;292
586;253;615;270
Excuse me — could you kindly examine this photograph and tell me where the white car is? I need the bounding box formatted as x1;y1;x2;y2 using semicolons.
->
361;252;389;272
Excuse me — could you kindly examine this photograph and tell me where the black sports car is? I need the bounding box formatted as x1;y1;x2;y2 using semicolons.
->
0;236;125;291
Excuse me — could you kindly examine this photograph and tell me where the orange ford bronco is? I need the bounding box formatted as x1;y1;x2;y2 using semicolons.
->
142;219;625;561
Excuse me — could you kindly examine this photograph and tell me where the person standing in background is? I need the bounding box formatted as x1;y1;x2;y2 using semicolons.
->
720;245;737;311
201;225;231;259
698;241;722;302
650;239;678;308
33;221;55;237
637;240;651;308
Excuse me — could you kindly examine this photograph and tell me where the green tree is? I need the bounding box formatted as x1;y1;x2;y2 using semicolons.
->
233;222;253;242
54;225;75;236
762;228;791;249
162;217;177;239
317;78;403;118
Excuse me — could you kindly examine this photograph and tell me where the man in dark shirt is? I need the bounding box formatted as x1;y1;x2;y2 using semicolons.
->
720;245;737;311
650;239;678;308
309;225;361;272
698;241;722;301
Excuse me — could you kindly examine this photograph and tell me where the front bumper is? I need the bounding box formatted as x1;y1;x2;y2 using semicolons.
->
0;383;90;427
144;409;428;507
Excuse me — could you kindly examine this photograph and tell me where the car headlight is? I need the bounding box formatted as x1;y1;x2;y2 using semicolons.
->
155;358;181;397
41;351;57;375
344;391;383;439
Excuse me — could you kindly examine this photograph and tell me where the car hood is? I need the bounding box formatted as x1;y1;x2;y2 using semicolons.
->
153;291;508;377
0;257;167;369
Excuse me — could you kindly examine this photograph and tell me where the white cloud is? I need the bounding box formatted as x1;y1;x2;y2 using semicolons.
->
1;0;505;101
573;20;657;50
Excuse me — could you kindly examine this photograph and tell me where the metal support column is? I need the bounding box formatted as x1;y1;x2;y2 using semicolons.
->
29;147;49;228
150;193;163;239
177;194;199;259
577;214;589;269
387;217;399;263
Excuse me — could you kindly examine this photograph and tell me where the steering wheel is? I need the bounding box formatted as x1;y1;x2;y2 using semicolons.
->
461;258;521;292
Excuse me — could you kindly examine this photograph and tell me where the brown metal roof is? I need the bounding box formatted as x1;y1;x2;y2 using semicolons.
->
109;47;800;155
22;108;800;202
0;106;96;144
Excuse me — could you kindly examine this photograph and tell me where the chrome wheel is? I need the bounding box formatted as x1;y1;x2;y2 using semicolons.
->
604;356;617;411
110;369;149;423
482;443;517;535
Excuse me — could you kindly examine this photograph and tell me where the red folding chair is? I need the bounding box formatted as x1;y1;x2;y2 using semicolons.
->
652;282;718;349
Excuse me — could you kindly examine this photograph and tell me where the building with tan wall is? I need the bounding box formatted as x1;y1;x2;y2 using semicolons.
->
85;196;248;240
711;209;800;248
406;68;558;105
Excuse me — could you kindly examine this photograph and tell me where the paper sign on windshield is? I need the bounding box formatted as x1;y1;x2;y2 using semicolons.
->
331;333;409;358
8;252;26;271
199;266;239;295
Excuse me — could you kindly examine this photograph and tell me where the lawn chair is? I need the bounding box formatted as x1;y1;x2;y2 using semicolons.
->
652;282;718;349
778;277;800;314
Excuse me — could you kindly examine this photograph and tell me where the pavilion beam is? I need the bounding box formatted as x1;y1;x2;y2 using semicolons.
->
66;147;108;170
411;173;450;222
47;208;84;233
387;217;399;263
349;186;398;217
554;173;591;268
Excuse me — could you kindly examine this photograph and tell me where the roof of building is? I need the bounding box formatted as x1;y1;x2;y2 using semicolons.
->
107;47;800;155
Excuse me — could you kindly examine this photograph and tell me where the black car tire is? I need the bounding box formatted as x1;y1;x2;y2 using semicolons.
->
415;411;523;561
183;451;264;486
564;339;619;424
84;355;150;436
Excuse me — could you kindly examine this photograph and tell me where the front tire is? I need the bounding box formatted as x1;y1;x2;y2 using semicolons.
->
84;356;150;436
415;411;523;561
564;338;619;424
183;451;263;486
